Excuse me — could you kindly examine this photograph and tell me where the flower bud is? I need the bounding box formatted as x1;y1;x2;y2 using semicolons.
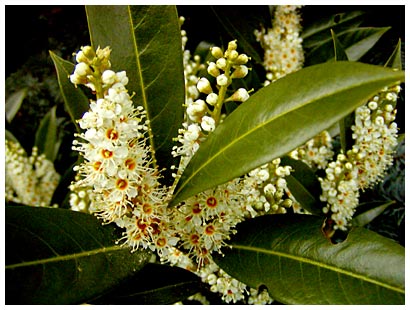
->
75;62;91;77
207;62;220;78
211;46;223;59
216;58;227;70
81;46;96;59
235;54;250;65
201;116;216;132
102;70;117;86
227;40;237;51
216;74;229;86
206;93;218;106
225;49;238;61
231;65;248;79
228;88;249;102
197;77;213;94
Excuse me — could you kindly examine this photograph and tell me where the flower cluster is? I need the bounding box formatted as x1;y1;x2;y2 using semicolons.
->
255;5;304;84
69;46;177;256
289;131;334;170
320;84;400;230
5;140;60;207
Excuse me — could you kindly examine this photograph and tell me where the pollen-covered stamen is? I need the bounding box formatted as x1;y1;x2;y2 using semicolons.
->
116;178;128;190
192;203;202;214
142;203;153;215
125;158;136;170
156;237;167;247
106;128;119;141
101;149;114;159
93;161;102;171
206;196;218;208
205;224;216;235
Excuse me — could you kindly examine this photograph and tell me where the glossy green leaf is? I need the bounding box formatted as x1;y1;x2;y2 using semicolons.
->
306;27;390;65
34;105;58;162
385;39;402;70
85;5;184;182
214;214;405;305
6;206;152;304
91;263;204;304
170;62;404;206
280;156;323;215
6;88;27;123
49;51;90;131
352;201;395;227
302;10;366;49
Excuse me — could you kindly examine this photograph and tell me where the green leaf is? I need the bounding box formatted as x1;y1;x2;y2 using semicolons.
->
302;10;366;49
170;62;404;206
385;39;402;70
306;27;390;65
49;51;90;131
6;88;27;123
352;201;395;227
85;5;184;182
280;156;323;215
91;263;204;304
34;105;58;162
6;206;152;304
214;214;405;305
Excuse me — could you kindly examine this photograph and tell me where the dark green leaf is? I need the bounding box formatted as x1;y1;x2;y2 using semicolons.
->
170;62;404;206
85;5;184;183
352;201;395;227
306;27;390;65
280;156;323;215
6;88;27;123
49;51;90;131
6;206;152;304
91;263;203;304
384;39;402;70
34;105;58;162
214;214;405;305
302;10;366;49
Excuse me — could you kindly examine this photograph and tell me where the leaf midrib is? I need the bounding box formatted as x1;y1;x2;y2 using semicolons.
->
173;71;400;201
6;245;123;269
232;244;404;294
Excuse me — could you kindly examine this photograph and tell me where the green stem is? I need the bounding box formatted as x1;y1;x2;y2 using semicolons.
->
212;62;232;125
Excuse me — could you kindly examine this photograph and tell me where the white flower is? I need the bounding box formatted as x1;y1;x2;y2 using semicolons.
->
201;116;216;132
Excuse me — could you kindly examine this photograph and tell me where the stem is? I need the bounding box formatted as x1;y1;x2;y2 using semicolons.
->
212;62;232;125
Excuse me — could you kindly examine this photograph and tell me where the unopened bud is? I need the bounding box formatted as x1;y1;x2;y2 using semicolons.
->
227;40;237;51
216;74;229;86
228;88;249;102
235;54;250;65
206;93;218;106
226;49;238;61
216;58;227;70
207;62;220;78
231;65;248;79
197;77;213;94
211;46;224;59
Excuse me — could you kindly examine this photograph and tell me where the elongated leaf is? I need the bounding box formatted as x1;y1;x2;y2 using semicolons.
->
214;214;404;305
6;88;27;123
5;129;20;144
6;206;152;304
91;263;203;304
34;105;58;162
170;62;404;206
85;5;184;182
385;39;402;69
280;156;323;215
306;27;390;65
49;51;90;131
352;201;395;227
302;10;366;49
